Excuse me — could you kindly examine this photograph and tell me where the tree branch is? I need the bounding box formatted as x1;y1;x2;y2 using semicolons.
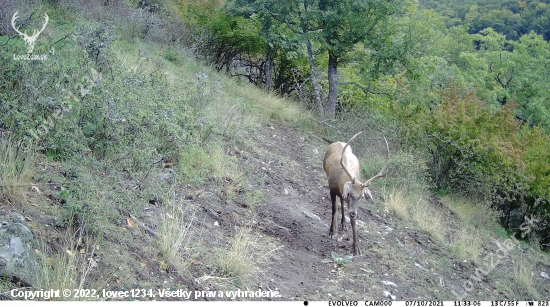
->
0;36;14;48
48;32;72;50
338;81;393;98
338;57;361;64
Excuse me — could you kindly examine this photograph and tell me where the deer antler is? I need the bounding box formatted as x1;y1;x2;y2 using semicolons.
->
11;11;25;37
362;137;389;187
340;131;363;184
34;13;49;38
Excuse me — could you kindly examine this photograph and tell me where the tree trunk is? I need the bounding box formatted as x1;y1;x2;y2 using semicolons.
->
307;39;323;116
265;45;274;90
326;52;338;118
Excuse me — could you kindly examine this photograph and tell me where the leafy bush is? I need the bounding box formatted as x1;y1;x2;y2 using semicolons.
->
207;12;265;72
177;144;214;184
426;83;524;198
408;82;550;246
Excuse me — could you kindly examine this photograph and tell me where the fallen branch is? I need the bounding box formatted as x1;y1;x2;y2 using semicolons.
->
129;213;160;239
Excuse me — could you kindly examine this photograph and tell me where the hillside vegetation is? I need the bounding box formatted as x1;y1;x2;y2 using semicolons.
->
419;0;550;40
194;0;550;245
0;0;549;301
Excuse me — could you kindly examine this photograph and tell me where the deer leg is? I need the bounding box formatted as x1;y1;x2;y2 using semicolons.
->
329;190;338;238
351;217;361;255
340;197;348;231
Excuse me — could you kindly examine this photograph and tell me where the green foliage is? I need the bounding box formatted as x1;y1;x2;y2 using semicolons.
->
207;12;265;71
425;83;524;197
163;47;180;62
0;3;235;235
316;0;409;58
169;0;223;28
467;29;550;131
397;81;550;236
521;127;550;202
177;144;215;184
322;251;353;267
419;0;550;41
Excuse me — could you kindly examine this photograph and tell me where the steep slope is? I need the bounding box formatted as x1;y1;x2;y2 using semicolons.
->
1;1;550;301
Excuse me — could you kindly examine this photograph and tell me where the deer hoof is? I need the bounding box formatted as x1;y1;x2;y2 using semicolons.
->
329;229;336;239
340;222;348;231
353;246;362;255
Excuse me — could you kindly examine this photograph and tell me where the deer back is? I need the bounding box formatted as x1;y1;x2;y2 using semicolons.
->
323;142;360;196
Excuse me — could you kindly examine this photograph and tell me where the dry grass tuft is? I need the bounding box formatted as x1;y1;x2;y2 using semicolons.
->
440;195;497;229
412;197;445;242
34;234;105;300
450;226;483;262
216;227;255;280
228;81;313;126
34;248;78;297
159;197;196;273
0;137;35;205
513;257;540;298
387;188;412;220
387;187;447;242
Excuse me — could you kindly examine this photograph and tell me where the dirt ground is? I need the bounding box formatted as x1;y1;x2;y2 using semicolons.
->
208;123;550;301
232;123;452;301
3;122;550;301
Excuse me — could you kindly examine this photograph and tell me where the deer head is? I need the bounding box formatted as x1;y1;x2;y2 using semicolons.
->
12;11;49;54
340;132;389;218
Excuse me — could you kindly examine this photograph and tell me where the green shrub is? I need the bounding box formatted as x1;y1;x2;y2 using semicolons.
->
163;47;180;62
177;144;214;184
207;12;265;72
426;83;524;198
405;82;550;246
521;126;550;202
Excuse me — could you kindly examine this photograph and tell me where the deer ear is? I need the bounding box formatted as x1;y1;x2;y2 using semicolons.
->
363;187;374;204
343;182;353;199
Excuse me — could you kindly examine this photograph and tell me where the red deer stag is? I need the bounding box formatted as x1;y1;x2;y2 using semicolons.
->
322;132;389;255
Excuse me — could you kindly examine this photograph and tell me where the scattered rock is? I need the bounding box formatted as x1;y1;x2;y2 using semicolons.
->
383;290;396;300
360;267;375;274
542;272;550;280
0;211;35;286
88;257;98;268
158;173;172;181
382;280;398;287
303;211;320;221
345;216;366;227
415;262;428;271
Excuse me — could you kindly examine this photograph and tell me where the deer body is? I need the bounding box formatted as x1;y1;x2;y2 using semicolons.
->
324;142;360;194
322;132;389;255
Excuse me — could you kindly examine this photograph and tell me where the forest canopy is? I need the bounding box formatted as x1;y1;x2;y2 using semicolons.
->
418;0;550;40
